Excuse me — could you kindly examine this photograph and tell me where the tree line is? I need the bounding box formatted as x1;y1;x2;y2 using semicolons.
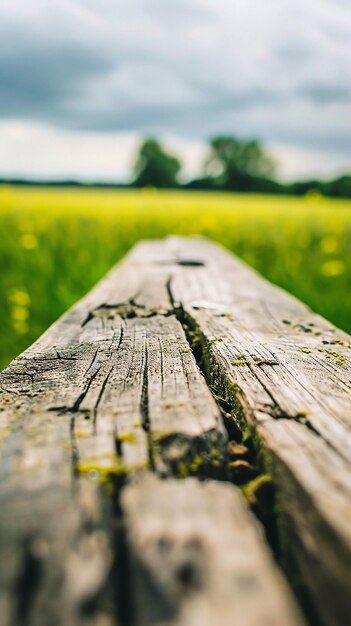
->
133;136;351;198
1;135;349;197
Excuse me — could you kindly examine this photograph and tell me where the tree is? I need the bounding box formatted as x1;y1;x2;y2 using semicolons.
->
205;136;276;191
133;139;181;188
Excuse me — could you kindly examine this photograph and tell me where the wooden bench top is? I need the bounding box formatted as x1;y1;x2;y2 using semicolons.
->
0;236;350;626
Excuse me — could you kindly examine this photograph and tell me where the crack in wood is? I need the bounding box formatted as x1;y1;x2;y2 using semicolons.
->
140;342;155;472
166;304;340;626
154;259;206;267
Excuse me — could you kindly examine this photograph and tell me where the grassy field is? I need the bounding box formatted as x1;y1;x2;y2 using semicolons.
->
1;185;350;370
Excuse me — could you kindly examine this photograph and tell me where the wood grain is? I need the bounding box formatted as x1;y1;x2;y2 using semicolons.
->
0;241;225;624
122;476;306;626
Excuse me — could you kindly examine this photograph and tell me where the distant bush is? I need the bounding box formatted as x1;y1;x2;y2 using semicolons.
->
133;139;181;189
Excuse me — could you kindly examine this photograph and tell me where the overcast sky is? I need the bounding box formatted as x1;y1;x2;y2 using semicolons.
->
0;0;350;182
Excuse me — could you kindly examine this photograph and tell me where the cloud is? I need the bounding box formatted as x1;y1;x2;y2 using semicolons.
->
0;43;112;118
299;83;351;105
0;0;350;177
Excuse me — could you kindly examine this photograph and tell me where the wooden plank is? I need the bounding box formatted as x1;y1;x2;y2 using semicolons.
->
122;476;306;626
0;242;226;624
0;246;225;480
1;235;350;626
0;260;135;624
144;235;351;626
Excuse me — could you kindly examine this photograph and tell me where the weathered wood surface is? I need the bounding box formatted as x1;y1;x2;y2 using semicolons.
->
0;269;225;623
0;235;350;626
163;236;351;626
122;476;305;626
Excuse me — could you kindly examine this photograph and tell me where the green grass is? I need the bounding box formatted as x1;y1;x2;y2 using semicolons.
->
1;185;350;370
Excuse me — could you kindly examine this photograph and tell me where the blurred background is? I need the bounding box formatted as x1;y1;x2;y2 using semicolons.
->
0;0;350;368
